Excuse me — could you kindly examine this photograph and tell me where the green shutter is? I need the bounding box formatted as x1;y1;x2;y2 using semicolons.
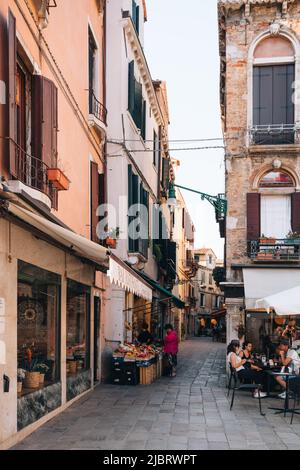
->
135;5;140;35
133;80;143;129
128;61;135;116
128;165;134;252
141;100;146;141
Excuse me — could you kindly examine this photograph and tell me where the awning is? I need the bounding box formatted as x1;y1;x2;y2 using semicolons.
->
255;286;300;316
136;272;185;309
5;201;109;268
243;268;300;310
108;256;152;302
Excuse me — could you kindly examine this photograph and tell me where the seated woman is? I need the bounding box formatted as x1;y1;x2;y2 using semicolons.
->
227;340;267;398
239;341;262;371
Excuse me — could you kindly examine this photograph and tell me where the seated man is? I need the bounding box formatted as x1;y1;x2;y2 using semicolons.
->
274;339;300;399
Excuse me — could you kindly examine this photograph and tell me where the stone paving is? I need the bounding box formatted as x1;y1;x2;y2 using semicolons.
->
13;338;300;450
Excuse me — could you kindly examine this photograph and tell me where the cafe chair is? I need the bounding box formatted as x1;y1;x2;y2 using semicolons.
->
228;365;265;416
289;377;300;425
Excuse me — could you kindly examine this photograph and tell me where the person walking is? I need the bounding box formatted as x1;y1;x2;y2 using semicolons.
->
164;324;179;377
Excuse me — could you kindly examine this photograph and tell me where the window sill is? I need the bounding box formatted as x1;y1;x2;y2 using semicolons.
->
249;144;300;155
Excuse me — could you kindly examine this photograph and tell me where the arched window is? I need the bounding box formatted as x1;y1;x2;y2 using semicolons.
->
259;170;295;188
252;36;295;145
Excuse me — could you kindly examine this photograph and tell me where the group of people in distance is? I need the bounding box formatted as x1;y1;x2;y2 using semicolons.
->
227;339;300;399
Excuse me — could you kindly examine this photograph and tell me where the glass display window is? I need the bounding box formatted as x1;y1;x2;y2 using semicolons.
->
66;279;91;375
17;261;61;396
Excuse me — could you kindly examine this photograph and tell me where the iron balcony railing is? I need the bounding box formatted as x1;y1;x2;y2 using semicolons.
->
89;90;107;126
249;238;300;262
12;140;57;206
249;124;300;145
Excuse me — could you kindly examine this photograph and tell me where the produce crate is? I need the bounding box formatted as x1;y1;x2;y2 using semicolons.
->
139;364;155;385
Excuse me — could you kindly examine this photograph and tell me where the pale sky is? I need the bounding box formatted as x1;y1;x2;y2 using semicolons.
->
144;0;225;259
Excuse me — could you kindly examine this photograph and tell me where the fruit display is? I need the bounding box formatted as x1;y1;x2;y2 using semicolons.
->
113;342;162;362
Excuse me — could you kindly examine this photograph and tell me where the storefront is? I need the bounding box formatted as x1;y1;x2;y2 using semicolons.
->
0;198;109;448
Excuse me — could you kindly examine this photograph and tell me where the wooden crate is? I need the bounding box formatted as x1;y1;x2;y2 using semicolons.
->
139;364;155;385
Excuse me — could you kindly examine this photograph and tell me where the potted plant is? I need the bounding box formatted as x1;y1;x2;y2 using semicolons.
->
153;242;163;263
17;369;26;394
259;234;276;245
105;227;120;249
284;231;300;245
23;357;41;389
36;363;50;384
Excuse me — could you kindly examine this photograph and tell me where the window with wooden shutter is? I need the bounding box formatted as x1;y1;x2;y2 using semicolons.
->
32;75;58;169
247;193;261;241
8;9;17;177
128;164;139;252
141;100;146;141
90;161;99;242
132;0;139;35
128;61;135;116
291;193;300;233
161;157;170;190
253;64;295;144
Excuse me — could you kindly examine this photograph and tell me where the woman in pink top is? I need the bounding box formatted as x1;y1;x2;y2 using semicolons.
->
164;324;179;377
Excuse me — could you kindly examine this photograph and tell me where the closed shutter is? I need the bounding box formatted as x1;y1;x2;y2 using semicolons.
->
161;158;170;190
141;100;146;141
253;64;295;144
247;193;261;241
135;5;140;35
140;186;149;259
8;9;17;177
291;193;300;233
90;161;99;242
133;80;142;129
128;165;139;252
32;76;58;168
167;241;177;281
128;61;135;116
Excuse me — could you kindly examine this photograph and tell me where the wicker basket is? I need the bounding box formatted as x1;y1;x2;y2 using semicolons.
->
24;371;40;389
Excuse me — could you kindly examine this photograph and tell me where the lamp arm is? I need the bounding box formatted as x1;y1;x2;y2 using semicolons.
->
173;184;227;217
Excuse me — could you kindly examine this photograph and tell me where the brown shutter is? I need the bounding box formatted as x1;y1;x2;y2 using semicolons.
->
8;9;17;177
32;76;58;168
291;193;300;233
247;193;261;241
91;161;99;242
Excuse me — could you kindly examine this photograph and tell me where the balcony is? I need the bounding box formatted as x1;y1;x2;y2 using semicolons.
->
249;238;300;263
249;124;300;146
8;141;67;209
88;91;107;136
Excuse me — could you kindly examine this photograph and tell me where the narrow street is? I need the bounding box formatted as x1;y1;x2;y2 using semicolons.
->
13;339;300;451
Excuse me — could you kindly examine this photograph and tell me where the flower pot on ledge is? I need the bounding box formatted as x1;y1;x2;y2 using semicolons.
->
259;237;276;245
47;168;70;191
105;237;117;249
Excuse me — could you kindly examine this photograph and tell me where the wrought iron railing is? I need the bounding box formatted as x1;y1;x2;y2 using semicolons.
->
11;140;57;206
249;124;300;145
249;238;300;262
89;90;107;126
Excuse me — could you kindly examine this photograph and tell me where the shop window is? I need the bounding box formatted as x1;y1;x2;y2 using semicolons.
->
66;280;90;376
17;261;61;396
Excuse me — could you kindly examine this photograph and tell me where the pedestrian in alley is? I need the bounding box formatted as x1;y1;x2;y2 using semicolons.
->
137;322;153;345
164;324;179;377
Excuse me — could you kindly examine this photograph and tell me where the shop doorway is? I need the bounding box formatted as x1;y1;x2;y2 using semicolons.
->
93;296;101;383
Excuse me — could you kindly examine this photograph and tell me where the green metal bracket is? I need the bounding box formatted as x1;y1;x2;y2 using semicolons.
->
172;183;227;221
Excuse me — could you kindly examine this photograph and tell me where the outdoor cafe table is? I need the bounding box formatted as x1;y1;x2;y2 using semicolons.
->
266;370;300;417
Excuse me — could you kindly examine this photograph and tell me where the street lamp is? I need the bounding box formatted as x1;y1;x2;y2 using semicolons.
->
167;182;227;221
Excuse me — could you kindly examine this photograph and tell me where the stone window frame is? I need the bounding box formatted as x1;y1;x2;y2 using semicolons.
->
247;28;300;147
252;164;300;194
